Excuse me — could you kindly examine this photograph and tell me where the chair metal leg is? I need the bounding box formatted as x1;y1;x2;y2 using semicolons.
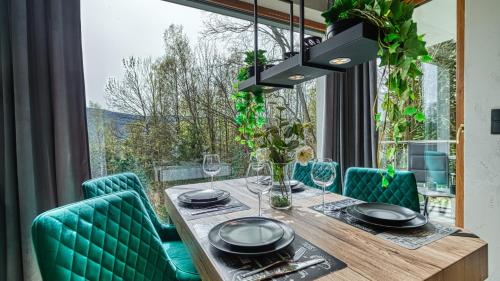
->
423;195;430;217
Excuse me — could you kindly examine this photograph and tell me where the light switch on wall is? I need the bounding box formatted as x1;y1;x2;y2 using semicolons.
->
492;109;500;134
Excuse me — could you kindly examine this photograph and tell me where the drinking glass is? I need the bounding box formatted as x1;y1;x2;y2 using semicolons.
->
311;158;336;213
246;162;272;216
203;154;221;190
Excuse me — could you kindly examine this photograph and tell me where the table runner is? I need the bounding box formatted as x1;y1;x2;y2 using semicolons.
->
193;222;347;281
310;199;458;250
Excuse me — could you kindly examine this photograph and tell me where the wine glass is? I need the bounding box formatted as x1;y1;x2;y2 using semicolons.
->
203;154;221;190
311;158;336;213
246;162;272;216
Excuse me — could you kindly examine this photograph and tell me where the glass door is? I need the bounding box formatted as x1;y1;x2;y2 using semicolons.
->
411;0;458;224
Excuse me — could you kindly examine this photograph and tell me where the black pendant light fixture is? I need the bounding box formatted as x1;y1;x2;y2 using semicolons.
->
238;0;379;93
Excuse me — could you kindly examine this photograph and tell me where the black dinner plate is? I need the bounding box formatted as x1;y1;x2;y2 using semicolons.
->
178;189;230;205
290;181;306;191
346;205;428;229
291;185;306;193
218;217;284;247
209;217;295;256
352;202;417;223
270;181;303;191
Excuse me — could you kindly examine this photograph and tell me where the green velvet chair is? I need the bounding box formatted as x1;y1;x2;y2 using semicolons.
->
82;172;179;241
292;161;341;194
343;167;420;213
32;191;200;281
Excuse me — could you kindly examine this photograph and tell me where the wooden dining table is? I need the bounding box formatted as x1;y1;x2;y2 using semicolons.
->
164;179;488;281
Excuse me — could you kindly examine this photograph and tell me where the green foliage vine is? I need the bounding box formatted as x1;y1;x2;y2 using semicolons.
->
322;0;431;186
232;50;268;153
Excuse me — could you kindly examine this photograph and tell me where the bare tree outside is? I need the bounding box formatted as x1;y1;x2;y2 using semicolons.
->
87;14;318;218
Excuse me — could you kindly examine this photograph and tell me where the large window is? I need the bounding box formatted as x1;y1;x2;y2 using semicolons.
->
377;0;457;224
82;0;317;218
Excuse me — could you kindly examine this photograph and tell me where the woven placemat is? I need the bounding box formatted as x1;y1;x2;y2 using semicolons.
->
193;222;347;281
310;199;458;249
173;194;250;221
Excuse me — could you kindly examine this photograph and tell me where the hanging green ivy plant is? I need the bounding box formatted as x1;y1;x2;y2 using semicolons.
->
232;50;268;153
322;0;431;186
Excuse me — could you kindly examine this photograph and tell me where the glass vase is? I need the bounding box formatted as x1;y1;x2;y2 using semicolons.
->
269;162;293;210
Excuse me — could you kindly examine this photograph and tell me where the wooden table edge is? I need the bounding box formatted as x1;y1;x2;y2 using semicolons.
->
163;180;488;281
164;189;226;281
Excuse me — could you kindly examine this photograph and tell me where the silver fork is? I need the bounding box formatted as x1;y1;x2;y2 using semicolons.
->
240;247;307;279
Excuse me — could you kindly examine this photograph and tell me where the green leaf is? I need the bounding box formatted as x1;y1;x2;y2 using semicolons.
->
390;0;403;21
404;106;417;116
400;20;412;40
388;42;400;54
420;54;433;63
378;0;390;17
321;0;355;25
247;140;255;149
385;146;396;160
257;116;266;126
377;47;384;57
382;176;390;188
415;112;425;122
387;164;395;178
385;33;400;43
272;138;286;149
237;68;248;81
254;94;264;104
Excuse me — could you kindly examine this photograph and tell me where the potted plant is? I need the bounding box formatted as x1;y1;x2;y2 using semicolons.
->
244;49;268;78
232;52;314;208
256;106;314;209
321;0;365;38
322;0;431;186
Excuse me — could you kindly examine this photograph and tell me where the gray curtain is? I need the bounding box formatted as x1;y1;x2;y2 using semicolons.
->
322;61;378;188
0;0;89;280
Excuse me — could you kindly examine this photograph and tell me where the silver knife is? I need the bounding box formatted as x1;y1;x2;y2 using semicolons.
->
189;204;241;216
249;258;325;281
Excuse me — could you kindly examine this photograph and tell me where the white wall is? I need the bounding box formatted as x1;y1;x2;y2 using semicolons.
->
464;0;500;280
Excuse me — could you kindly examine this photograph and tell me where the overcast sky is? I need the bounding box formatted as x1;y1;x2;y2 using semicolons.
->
81;0;206;108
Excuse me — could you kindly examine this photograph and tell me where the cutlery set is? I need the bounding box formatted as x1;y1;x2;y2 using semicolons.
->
245;258;326;281
177;188;329;280
240;247;307;278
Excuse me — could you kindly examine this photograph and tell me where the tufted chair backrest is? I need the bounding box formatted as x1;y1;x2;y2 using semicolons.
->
292;161;341;194
32;191;175;281
82;173;164;237
343;167;420;212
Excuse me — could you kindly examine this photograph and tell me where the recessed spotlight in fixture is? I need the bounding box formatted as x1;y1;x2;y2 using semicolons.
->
329;57;351;65
288;74;305;81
